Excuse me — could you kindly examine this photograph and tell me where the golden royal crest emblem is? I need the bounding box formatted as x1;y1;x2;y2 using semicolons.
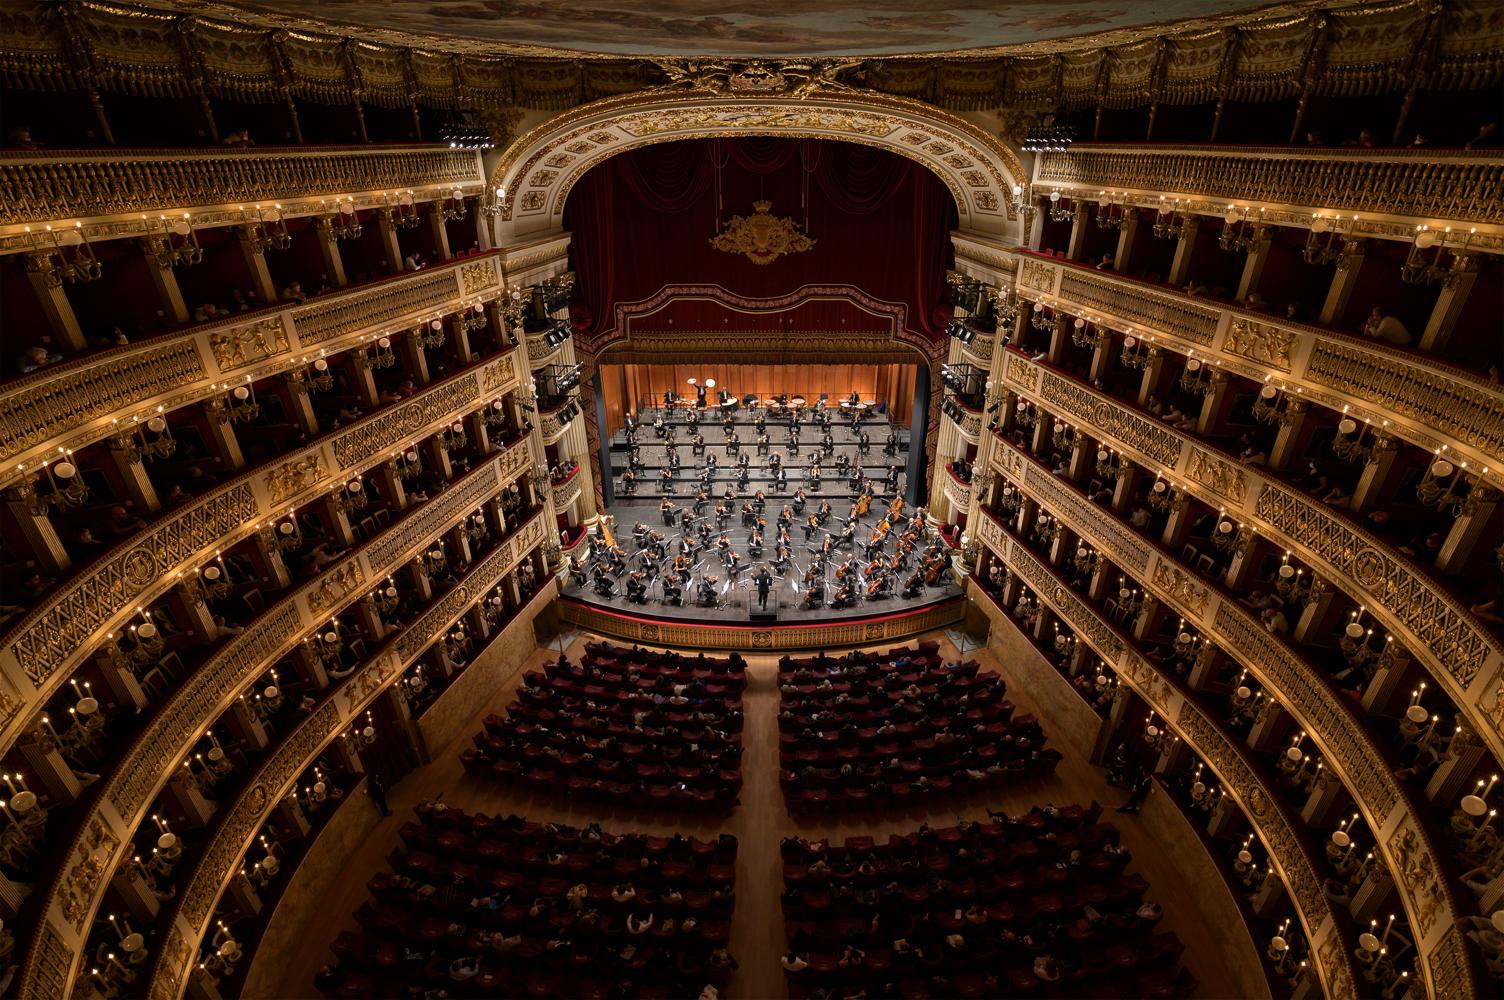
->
709;200;816;265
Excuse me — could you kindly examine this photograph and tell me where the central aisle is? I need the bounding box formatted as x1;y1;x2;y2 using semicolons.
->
267;631;1236;1000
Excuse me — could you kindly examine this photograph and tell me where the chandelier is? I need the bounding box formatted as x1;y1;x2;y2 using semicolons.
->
24;222;103;285
325;201;362;241
1252;382;1300;426
439;188;469;222
244;204;291;253
387;190;421;229
145;213;203;268
1178;357;1217;396
1094;192;1129;231
1119;334;1151;370
1415;452;1472;517
1401;225;1477;286
462;302;488;333
1046;191;1074;222
114;414;177;464
1218;206;1266;254
369;336;396;369
226;382;260;425
1070;317;1098;350
1331;415;1387;464
1152;199;1183;239
1303;214;1358;266
330;478;368;515
421;319;446;349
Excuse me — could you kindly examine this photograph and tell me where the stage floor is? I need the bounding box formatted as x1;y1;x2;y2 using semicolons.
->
564;497;960;627
608;405;913;503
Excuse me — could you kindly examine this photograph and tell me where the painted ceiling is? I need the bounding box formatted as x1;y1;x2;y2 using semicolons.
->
227;0;1281;57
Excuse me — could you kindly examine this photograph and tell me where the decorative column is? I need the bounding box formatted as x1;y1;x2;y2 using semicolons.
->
402;331;431;385
1318;241;1367;326
23;252;87;352
1136;347;1167;407
313;217;349;288
3;484;70;574
1110;459;1139;513
1087;329;1115;383
348;348;381;410
139;238;191;325
376;208;404;275
376;459;409;513
281;370;320;437
428;207;453;261
200;399;246;472
236;225;279;304
251;524;293;590
1234;227;1274;304
105;432;162;514
1436;486;1500;575
1166;217;1201;287
1420;264;1478;352
1065;204;1092;261
1349;437;1400;514
1194;369;1232;436
1267;401;1311;472
1112;207;1140;272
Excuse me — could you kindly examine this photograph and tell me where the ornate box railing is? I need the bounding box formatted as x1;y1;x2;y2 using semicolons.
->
996;248;1504;491
16;444;539;1000
1036;145;1504;236
998;352;1504;770
974;523;1360;1000
144;519;552;1000
551;468;584;510
0;254;506;479
0;349;522;752
942;467;974;514
0;145;485;241
984;441;1468;999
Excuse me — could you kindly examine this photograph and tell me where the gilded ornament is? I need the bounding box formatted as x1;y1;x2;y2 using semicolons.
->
710;200;816;265
208;317;290;372
265;454;328;504
306;560;364;615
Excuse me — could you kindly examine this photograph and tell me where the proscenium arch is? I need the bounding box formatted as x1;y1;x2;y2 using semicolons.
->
486;88;1028;246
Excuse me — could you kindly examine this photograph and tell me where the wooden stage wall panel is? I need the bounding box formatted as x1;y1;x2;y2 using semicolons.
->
600;363;916;438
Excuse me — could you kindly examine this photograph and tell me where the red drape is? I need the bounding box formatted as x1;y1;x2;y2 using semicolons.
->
564;138;956;342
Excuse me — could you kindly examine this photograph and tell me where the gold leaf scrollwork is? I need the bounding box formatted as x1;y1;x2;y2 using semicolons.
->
1151;560;1210;618
1223;317;1295;372
208;317;289;373
264;454;328;504
1186;447;1246;505
709;200;815;265
460;259;497;297
306;560;365;615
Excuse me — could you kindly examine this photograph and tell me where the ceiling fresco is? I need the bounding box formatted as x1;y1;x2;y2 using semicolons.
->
227;0;1280;57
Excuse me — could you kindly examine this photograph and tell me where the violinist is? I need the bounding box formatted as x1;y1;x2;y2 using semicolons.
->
625;571;648;604
660;496;676;526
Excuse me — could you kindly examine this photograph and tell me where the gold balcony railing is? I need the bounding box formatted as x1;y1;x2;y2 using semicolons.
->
1035;145;1504;239
0;351;523;753
16;443;539;1000
0;145;486;243
0;254;507;480
997;352;1504;769
960;244;1504;487
972;527;1361;1000
983;440;1468;999
146;518;552;1000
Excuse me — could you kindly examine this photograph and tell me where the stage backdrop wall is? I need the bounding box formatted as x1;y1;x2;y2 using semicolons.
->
564;138;957;344
598;363;917;437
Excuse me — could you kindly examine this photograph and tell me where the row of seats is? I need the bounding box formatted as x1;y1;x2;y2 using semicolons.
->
461;643;747;811
318;804;738;999
780;806;1196;999
778;648;1061;812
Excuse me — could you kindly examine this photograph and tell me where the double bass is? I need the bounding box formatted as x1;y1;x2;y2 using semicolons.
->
924;553;948;586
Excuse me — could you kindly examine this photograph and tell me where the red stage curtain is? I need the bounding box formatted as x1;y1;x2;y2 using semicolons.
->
564;138;956;342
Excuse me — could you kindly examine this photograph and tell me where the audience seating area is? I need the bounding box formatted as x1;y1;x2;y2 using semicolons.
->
778;645;1060;812
779;804;1195;999
317;802;739;999
461;642;746;811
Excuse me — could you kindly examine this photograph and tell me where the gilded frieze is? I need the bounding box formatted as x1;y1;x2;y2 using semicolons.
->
208;317;290;373
264;454;328;504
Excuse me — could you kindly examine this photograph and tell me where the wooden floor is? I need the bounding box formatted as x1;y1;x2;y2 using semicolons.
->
268;628;1236;1000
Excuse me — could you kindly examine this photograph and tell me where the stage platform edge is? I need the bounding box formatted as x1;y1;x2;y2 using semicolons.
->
557;594;965;652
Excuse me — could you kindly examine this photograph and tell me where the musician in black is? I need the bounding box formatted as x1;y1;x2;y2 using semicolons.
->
697;574;719;607
753;566;774;610
661;497;676;525
625;571;648;604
